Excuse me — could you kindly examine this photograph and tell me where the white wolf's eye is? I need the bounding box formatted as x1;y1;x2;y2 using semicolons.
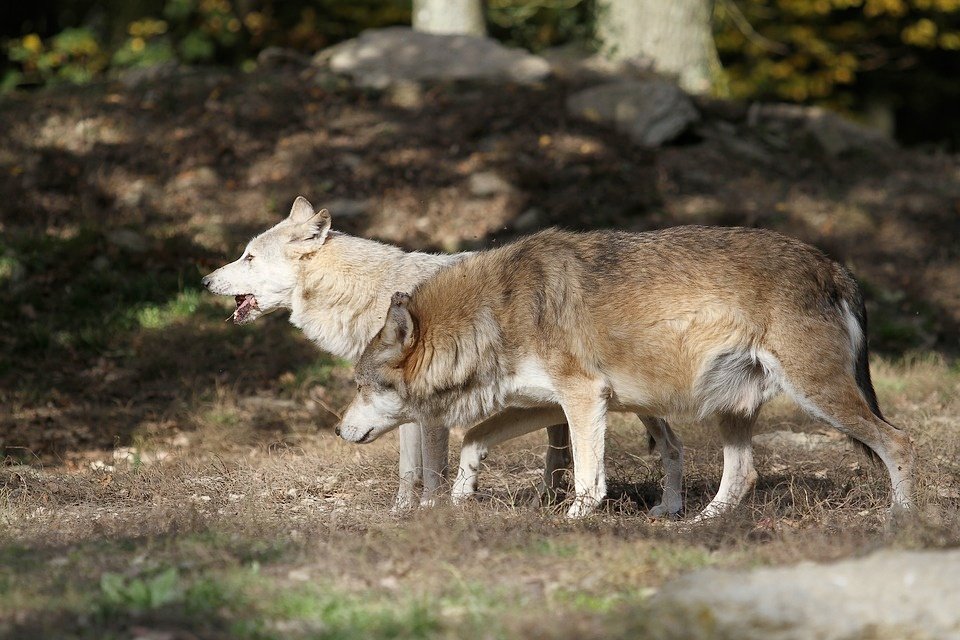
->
244;255;254;262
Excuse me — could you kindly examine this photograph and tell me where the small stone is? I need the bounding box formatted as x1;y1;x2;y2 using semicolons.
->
256;47;310;69
386;80;424;109
106;229;148;253
513;208;543;232
567;79;699;147
169;166;219;192
469;171;514;197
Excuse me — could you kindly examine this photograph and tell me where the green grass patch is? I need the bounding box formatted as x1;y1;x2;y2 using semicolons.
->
527;538;579;558
135;289;203;329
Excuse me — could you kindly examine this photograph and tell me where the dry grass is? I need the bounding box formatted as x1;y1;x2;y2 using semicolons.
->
1;356;958;639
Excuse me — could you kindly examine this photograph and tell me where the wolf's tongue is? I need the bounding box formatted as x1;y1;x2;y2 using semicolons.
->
232;294;258;323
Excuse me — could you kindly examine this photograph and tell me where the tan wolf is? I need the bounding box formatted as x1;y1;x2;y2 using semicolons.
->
338;226;915;519
201;197;684;514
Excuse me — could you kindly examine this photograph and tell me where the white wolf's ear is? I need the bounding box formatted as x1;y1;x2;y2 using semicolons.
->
288;208;332;252
288;196;315;224
380;292;415;352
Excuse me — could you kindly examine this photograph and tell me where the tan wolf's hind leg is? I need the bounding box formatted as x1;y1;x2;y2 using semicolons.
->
541;417;684;514
782;371;915;513
691;411;759;522
642;416;685;517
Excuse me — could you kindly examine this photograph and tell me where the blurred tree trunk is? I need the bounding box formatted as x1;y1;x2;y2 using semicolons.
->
596;0;720;95
413;0;486;37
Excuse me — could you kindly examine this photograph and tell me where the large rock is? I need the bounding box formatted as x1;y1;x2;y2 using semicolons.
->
747;103;894;157
566;79;699;147
647;550;960;640
321;27;551;89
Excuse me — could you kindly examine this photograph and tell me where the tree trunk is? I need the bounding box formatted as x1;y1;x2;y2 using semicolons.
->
413;0;486;37
596;0;720;95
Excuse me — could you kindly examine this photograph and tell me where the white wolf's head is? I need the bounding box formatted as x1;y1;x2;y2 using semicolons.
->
202;196;331;324
337;292;417;443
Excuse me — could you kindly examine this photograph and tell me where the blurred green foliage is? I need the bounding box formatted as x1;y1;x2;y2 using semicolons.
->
2;0;412;87
2;0;958;143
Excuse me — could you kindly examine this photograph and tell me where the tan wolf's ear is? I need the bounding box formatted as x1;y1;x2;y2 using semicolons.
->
381;292;415;351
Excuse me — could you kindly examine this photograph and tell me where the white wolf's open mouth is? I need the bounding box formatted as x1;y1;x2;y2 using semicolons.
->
233;294;259;323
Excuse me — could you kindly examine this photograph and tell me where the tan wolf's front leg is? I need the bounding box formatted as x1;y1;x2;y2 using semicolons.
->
419;425;449;507
393;422;422;513
560;379;610;519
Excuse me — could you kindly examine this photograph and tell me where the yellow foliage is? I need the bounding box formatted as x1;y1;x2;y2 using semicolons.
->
902;18;939;46
243;12;265;31
939;31;960;46
864;0;909;16
128;19;168;38
22;34;43;54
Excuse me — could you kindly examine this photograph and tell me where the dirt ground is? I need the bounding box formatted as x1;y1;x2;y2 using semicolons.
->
1;62;959;638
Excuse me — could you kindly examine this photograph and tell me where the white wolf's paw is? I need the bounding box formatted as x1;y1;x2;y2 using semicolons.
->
391;490;416;515
419;496;438;509
450;489;474;506
566;496;601;519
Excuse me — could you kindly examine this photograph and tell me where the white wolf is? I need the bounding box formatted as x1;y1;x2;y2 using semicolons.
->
338;227;914;519
202;196;686;514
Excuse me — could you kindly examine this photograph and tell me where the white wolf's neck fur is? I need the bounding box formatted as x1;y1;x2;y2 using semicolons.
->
289;232;460;361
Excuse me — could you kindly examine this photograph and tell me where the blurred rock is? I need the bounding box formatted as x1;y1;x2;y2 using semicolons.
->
106;229;148;253
469;171;514;197
323;198;372;219
256;47;311;69
386;80;425;109
566;79;699;147
513;208;543;232
747;103;894;157
117;62;180;89
115;178;160;209
321;27;551;89
648;550;960;640
169;166;219;192
541;44;656;85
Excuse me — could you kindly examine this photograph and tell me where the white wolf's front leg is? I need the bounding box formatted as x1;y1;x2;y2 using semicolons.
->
539;424;572;505
451;407;567;504
559;379;609;519
419;425;449;507
393;422;422;512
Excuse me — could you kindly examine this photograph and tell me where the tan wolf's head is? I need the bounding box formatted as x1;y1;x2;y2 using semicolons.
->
337;292;417;443
201;196;331;324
